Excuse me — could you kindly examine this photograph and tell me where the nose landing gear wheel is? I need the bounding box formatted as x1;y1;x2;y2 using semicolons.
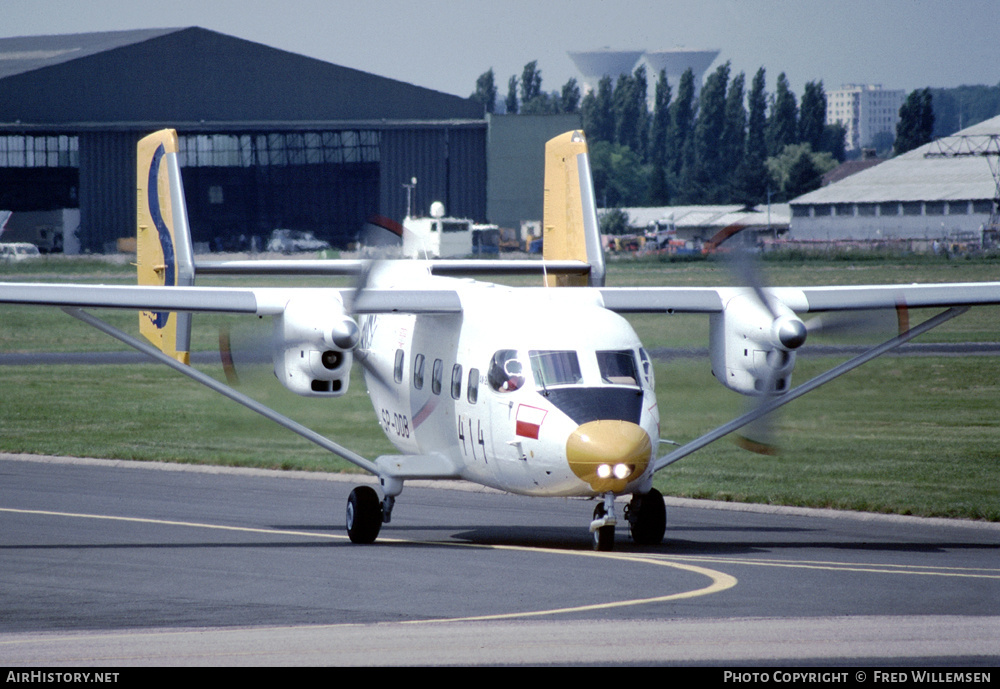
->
346;486;383;544
625;487;666;545
592;503;615;552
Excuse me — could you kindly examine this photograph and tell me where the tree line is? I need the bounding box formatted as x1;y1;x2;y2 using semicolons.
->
474;62;846;208
930;83;1000;138
473;62;997;210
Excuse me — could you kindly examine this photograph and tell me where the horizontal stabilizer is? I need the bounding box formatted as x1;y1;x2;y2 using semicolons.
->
196;258;592;278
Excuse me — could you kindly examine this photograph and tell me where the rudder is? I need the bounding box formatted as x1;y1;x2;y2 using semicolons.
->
136;129;195;364
542;130;605;287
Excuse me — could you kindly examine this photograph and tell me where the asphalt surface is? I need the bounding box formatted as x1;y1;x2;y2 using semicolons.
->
1;454;997;666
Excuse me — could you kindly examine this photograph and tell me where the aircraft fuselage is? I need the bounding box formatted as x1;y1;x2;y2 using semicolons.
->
360;266;659;498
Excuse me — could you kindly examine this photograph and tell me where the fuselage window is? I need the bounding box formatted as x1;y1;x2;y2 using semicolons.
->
451;364;463;400
597;350;639;387
393;348;405;384
413;353;425;389
529;350;582;389
467;367;480;403
488;349;525;392
431;358;443;395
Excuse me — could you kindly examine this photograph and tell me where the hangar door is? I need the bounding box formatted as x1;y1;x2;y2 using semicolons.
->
178;131;380;250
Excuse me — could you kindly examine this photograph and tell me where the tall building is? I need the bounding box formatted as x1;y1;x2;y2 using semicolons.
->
827;84;905;152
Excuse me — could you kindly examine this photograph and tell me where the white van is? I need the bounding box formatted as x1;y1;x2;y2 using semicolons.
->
0;243;41;262
402;216;473;258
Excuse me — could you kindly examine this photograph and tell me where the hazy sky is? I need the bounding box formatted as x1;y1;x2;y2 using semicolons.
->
5;0;1000;99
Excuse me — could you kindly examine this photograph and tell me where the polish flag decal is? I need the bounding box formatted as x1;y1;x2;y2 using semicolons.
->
515;404;547;439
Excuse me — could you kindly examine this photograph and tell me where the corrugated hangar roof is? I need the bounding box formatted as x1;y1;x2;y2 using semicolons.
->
791;115;999;205
0;27;483;128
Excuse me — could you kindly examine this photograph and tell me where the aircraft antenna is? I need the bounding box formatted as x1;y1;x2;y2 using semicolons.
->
403;176;417;219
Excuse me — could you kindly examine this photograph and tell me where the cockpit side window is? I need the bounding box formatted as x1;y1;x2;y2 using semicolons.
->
529;350;582;389
488;349;525;392
639;348;654;388
597;350;639;387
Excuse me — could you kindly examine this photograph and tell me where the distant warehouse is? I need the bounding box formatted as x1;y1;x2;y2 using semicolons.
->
0;27;487;252
789;115;999;247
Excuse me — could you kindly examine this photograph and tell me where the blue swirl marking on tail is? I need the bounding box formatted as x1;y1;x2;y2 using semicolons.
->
148;143;176;329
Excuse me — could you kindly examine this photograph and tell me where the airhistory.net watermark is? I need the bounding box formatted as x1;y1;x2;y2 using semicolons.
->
6;673;119;684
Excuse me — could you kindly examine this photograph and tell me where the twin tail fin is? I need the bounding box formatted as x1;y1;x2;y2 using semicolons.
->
136;129;196;364
542;130;605;287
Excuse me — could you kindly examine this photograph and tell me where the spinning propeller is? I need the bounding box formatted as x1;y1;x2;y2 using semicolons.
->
724;247;797;453
344;259;395;392
217;258;392;393
724;244;907;454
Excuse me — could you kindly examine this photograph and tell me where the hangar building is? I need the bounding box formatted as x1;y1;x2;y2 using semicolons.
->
0;27;487;252
605;204;790;249
789;115;1000;245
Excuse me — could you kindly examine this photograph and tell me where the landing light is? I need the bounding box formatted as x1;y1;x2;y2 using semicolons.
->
597;464;612;479
613;463;631;479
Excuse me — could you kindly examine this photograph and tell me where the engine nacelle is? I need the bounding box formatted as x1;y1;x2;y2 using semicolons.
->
273;294;359;397
709;291;806;396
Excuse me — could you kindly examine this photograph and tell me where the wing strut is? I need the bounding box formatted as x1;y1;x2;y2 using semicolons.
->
652;306;968;473
62;307;380;476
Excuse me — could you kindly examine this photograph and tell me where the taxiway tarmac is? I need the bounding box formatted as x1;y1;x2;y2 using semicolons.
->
1;454;997;665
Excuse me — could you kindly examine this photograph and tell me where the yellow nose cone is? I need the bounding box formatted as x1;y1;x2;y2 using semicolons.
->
566;420;652;493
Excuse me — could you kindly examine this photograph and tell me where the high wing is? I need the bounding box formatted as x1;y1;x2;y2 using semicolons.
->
770;283;1000;312
5;281;999;317
594;283;1000;314
0;283;463;316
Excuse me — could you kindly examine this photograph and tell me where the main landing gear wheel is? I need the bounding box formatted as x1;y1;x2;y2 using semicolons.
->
625;487;666;545
346;486;383;544
592;503;615;552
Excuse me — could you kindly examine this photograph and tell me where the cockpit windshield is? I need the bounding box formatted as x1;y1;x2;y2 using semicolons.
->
597;350;640;387
529;350;582;389
490;349;644;395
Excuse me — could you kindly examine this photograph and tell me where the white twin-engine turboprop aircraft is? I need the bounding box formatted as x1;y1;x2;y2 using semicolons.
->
3;129;1000;551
